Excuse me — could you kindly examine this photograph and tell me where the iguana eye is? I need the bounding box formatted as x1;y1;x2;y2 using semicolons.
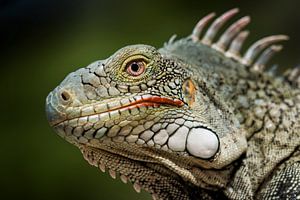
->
126;60;146;76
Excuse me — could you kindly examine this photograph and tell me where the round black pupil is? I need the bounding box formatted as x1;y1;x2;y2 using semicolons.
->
131;63;140;72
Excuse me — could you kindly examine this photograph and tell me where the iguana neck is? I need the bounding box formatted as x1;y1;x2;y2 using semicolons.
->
161;38;300;197
160;38;250;107
160;38;299;137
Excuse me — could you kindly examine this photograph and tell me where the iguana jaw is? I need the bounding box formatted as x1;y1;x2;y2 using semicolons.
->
47;94;184;126
79;138;231;194
80;143;202;199
46;92;185;142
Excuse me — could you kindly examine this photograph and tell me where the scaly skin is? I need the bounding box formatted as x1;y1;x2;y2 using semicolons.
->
46;9;300;199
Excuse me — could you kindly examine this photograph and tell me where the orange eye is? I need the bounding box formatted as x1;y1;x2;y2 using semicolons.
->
126;60;146;76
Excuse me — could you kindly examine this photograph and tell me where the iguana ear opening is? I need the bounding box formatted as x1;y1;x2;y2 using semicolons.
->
182;79;196;108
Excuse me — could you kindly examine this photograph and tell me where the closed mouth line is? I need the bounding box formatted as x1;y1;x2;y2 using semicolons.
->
54;96;184;126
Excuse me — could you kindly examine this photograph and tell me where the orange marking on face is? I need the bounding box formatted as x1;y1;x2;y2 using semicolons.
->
182;79;196;107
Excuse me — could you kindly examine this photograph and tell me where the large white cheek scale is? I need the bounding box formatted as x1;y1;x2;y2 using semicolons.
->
186;128;219;159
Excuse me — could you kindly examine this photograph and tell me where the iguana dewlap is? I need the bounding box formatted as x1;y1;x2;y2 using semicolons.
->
46;8;300;200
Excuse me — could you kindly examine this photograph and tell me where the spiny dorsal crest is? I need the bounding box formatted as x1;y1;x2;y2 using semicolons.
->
284;65;300;87
189;8;288;72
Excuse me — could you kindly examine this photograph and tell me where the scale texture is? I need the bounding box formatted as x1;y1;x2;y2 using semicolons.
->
46;8;300;200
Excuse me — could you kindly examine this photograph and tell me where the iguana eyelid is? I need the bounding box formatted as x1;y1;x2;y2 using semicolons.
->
122;54;150;68
121;55;153;79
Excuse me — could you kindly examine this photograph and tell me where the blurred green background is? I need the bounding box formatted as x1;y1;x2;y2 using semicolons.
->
1;0;300;199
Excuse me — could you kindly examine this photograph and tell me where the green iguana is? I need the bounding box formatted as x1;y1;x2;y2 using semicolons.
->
45;8;300;199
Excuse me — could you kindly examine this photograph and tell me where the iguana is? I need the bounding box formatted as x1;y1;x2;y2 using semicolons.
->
45;8;300;199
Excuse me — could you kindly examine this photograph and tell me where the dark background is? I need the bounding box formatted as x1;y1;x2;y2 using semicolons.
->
1;0;300;199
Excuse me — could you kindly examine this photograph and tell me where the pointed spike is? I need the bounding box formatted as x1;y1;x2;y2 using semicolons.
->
191;12;216;42
120;174;128;184
164;34;177;47
99;162;106;173
213;16;251;52
109;169;116;179
225;30;250;60
252;45;283;72
202;8;240;45
286;66;300;83
242;35;289;66
267;64;279;76
168;34;177;44
283;68;292;77
133;182;141;193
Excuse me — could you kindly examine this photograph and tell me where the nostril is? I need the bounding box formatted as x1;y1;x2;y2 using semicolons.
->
60;90;71;102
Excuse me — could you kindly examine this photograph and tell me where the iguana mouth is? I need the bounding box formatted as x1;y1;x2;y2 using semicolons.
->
102;95;185;115
50;94;185;127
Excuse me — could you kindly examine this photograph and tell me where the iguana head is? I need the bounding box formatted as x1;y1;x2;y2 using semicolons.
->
46;8;287;198
46;43;224;160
